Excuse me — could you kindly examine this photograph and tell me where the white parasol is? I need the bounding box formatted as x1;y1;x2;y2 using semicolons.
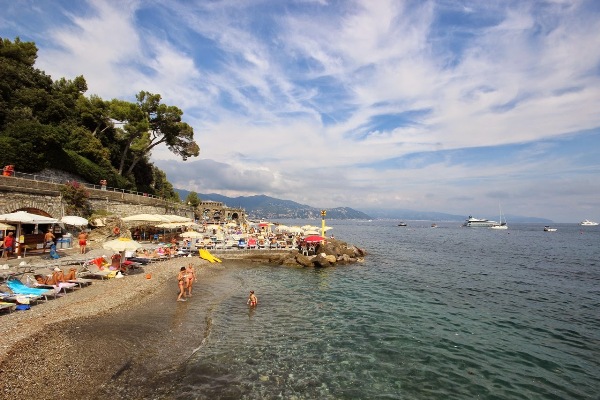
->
121;214;171;223
102;238;143;252
61;215;89;226
0;211;58;224
180;231;204;238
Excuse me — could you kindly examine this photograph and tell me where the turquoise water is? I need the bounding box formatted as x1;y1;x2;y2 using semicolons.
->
152;220;600;399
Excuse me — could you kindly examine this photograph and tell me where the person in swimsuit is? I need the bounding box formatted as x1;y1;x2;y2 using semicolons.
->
186;263;196;297
247;290;258;307
43;229;55;253
78;231;88;254
177;267;188;302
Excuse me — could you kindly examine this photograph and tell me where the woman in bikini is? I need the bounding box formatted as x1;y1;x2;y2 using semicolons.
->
177;267;188;302
186;263;197;297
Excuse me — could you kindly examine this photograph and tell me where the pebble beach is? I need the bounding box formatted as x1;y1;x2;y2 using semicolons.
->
0;255;226;399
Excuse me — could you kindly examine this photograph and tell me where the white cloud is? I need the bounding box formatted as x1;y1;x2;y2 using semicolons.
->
3;0;599;221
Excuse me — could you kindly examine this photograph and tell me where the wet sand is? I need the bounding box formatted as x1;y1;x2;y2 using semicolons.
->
0;257;233;399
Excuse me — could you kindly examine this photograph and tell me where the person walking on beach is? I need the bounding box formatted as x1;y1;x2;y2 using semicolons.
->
247;290;258;307
78;231;88;254
3;232;14;258
186;263;196;297
43;229;55;253
177;267;188;302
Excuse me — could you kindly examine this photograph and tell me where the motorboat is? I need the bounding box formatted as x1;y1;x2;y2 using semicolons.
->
398;222;407;227
431;223;437;228
544;226;557;232
580;219;599;226
463;216;497;227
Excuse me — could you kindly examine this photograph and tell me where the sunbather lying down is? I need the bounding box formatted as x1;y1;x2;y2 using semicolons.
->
35;268;77;285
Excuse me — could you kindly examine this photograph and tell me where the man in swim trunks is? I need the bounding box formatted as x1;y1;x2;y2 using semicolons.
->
247;290;258;307
78;231;88;254
43;229;55;253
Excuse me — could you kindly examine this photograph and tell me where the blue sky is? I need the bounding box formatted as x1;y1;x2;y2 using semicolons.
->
2;0;599;222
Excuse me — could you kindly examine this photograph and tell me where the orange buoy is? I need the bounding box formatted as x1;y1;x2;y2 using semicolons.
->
113;226;120;235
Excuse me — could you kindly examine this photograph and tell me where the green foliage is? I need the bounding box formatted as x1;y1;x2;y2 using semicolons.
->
152;166;180;201
0;36;194;202
185;191;201;209
60;181;92;217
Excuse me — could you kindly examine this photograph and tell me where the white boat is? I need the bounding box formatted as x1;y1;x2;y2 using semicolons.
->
490;205;508;230
463;216;497;227
580;219;599;226
544;226;557;232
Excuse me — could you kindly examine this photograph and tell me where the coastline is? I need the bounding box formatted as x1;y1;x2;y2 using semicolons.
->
0;256;229;399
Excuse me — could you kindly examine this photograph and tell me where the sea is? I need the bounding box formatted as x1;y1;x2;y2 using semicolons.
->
94;220;600;399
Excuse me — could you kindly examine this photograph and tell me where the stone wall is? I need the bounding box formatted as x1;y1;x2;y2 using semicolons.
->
0;175;193;219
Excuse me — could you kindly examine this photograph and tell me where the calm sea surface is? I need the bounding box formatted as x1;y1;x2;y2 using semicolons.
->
145;220;599;399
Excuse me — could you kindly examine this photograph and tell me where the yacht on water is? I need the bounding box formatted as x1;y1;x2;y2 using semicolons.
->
580;219;599;226
544;226;557;232
463;216;498;227
490;205;508;230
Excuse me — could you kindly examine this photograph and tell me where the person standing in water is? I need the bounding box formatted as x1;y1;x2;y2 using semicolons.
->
186;263;196;297
247;290;258;307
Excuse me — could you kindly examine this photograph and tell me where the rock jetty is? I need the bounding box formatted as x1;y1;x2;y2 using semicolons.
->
216;238;366;268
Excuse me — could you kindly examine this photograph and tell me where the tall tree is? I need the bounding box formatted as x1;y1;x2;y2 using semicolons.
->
109;91;200;176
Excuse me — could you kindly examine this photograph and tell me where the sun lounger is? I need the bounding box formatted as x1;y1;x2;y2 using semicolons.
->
5;279;56;301
0;301;17;313
80;263;117;280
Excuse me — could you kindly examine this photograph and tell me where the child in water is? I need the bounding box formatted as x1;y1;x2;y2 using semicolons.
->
247;290;258;307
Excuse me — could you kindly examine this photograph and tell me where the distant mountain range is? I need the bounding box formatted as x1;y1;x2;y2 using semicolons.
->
175;190;371;220
175;189;552;223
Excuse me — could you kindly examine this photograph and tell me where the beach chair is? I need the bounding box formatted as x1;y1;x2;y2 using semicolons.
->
79;259;117;280
21;272;77;293
0;301;17;313
6;279;56;301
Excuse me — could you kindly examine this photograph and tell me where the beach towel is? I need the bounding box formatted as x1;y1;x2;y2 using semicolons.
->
49;244;60;259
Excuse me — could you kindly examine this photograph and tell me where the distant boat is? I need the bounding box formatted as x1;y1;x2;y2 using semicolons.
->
580;219;598;226
490;205;508;230
431;223;437;228
463;216;497;227
544;226;557;232
398;222;407;227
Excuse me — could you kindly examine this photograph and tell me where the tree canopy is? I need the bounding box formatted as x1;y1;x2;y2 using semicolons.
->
0;37;199;201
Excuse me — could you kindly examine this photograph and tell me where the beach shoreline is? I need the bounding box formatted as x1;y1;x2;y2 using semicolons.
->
0;256;228;399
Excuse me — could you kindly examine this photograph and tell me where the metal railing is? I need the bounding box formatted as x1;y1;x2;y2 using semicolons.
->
6;170;177;204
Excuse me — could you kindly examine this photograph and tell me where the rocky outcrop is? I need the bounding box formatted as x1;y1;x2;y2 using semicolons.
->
219;238;366;268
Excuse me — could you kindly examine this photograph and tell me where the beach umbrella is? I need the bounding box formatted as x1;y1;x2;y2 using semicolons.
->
121;214;171;223
303;229;320;235
288;226;303;233
304;235;326;243
275;224;290;232
61;215;89;226
156;221;198;229
160;215;193;223
0;211;58;224
0;222;16;230
102;238;143;252
180;231;204;238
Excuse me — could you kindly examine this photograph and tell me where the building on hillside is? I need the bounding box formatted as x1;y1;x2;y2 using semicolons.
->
198;201;247;226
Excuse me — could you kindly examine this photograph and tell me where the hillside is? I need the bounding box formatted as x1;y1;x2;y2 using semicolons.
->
175;190;372;220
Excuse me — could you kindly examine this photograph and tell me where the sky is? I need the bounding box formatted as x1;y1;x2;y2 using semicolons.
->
2;0;600;222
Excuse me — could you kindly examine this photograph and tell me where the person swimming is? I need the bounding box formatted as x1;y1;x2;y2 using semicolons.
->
247;290;258;307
